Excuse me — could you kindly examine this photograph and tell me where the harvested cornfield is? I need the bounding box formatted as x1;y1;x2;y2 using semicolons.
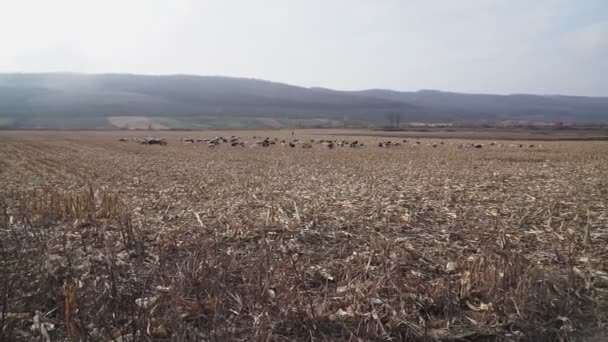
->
0;130;607;341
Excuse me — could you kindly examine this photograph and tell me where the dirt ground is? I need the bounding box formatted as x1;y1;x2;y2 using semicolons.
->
1;130;607;341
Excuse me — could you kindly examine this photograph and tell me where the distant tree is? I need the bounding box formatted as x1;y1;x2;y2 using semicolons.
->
385;113;402;129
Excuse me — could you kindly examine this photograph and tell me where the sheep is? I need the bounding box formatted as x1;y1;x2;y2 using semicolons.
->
141;137;167;145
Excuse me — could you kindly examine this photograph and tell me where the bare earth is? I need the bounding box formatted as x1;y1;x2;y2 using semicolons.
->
1;130;607;341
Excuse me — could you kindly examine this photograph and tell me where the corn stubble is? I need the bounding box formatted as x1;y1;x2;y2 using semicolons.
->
0;131;607;341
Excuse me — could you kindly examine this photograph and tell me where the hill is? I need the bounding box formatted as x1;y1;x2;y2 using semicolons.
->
0;73;606;129
354;89;608;124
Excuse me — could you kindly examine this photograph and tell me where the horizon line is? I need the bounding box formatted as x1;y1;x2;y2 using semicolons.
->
1;70;606;98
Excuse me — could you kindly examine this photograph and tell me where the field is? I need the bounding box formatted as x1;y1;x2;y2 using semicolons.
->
1;130;607;341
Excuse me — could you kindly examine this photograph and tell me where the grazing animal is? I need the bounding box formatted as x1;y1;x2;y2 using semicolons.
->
141;137;167;145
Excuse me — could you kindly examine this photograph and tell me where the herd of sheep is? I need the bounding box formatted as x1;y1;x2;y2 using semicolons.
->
119;136;540;149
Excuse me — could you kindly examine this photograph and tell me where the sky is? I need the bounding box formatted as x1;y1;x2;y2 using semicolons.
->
0;0;607;96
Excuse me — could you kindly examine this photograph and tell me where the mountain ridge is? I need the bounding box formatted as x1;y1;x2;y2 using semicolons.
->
0;73;606;129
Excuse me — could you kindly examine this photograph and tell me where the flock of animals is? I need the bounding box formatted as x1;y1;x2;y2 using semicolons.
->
119;136;541;149
120;136;364;148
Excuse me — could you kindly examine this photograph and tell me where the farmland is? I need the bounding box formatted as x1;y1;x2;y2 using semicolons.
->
1;130;607;341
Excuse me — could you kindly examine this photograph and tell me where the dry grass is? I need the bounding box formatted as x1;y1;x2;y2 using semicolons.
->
0;130;607;341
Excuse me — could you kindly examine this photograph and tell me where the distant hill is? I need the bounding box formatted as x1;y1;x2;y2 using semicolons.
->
0;73;606;129
354;89;608;124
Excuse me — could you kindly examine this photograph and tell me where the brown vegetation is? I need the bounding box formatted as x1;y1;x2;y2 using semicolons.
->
0;130;607;341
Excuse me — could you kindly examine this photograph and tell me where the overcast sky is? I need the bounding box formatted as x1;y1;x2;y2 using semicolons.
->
1;0;607;95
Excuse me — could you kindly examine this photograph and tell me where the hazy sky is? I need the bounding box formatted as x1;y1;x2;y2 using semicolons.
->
1;0;607;95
